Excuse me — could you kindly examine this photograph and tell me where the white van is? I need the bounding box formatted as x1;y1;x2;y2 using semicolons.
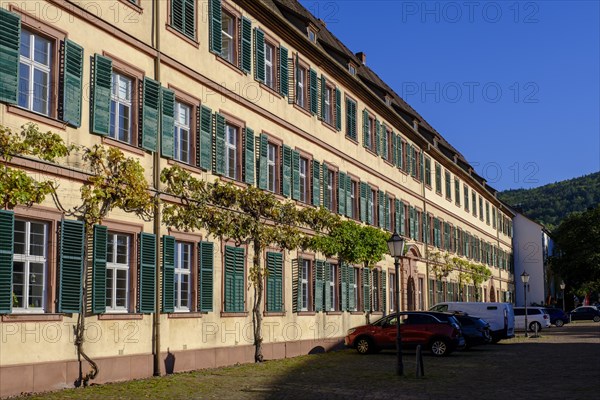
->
430;302;515;343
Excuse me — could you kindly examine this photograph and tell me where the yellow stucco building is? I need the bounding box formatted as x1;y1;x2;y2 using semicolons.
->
0;0;514;396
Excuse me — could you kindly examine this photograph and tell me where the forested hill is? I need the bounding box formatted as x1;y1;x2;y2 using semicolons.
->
498;172;600;230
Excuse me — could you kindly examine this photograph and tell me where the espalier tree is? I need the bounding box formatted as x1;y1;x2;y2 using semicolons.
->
161;165;302;362
61;145;156;387
427;251;492;302
0;123;73;209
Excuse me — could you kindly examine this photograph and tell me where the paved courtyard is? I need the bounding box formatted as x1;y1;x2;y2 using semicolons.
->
20;322;600;400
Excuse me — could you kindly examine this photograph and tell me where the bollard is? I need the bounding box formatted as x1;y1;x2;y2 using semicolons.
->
416;345;425;377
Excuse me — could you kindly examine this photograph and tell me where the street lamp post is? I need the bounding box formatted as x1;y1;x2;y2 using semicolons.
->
560;281;566;311
521;271;530;337
387;232;406;376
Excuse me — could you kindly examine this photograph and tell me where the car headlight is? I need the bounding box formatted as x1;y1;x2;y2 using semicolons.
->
347;328;356;335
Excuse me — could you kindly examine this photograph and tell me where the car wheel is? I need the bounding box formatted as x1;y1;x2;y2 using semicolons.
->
593;316;600;323
430;338;450;356
529;321;542;332
355;337;373;354
555;319;564;327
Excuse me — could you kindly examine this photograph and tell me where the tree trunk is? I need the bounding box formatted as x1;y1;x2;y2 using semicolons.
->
252;241;264;362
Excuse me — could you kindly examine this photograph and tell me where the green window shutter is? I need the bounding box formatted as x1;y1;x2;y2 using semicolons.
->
381;124;388;159
320;75;326;119
139;233;156;314
161;235;175;313
214;112;226;175
324;261;331;311
423;214;428;244
384;193;390;231
412;147;417;178
363;268;370;311
375;119;381;155
292;149;300;200
224;246;245;312
400;201;406;236
91;225;107;314
362;109;369;148
91;54;112;136
58;220;85;313
338;172;346;215
322;163;330;210
258;133;268;190
382;271;387;313
394;199;401;235
142;77;160;152
425;157;431;186
335;88;342;131
171;0;195;38
279;46;288;97
240;17;252;73
234;247;245;312
0;9;20;104
282;145;292;198
294;53;300;104
199;105;213;171
406;144;412;175
348;266;356;310
254;28;265;82
198;241;214;312
244;127;255;185
309;69;318;115
293;258;301;312
367;184;373;225
397;135;403;169
345;174;352;218
391;131;397;166
209;0;222;54
312;160;321;206
359;182;368;223
378;191;385;229
420;152;425;182
0;210;15;314
266;252;283;312
161;88;175;159
62;40;84;127
314;260;324;312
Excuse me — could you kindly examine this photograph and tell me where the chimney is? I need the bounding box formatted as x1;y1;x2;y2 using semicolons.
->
356;52;366;65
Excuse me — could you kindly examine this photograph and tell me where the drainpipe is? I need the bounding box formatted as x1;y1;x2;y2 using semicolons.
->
152;0;162;377
422;145;430;309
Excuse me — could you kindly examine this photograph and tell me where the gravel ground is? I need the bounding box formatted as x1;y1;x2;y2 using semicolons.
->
20;322;600;400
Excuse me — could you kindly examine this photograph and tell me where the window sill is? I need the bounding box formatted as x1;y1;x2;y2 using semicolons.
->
345;135;358;145
102;136;146;157
293;103;312;117
167;158;205;174
165;24;199;48
320;120;337;133
220;312;249;317
350;311;364;315
217;175;247;189
216;55;243;76
425;184;432;191
364;147;378;158
259;82;282;100
326;311;342;316
371;312;383;316
383;159;394;168
117;0;143;13
6;105;67;130
168;312;204;319
297;311;316;316
264;311;285;317
97;313;144;320
1;314;63;322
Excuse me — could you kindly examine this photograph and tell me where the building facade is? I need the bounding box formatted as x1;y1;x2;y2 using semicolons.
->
512;212;554;307
0;0;514;396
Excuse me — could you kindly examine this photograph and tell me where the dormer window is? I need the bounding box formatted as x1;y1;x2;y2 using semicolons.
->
385;95;392;106
348;62;357;76
412;120;419;130
307;26;317;43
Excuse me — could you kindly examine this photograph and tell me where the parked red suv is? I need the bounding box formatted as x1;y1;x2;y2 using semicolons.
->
345;311;465;356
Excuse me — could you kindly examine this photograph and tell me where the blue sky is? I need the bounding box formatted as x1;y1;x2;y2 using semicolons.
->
298;0;600;191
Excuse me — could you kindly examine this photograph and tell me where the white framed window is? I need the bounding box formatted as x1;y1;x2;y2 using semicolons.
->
297;67;305;108
264;42;275;89
267;142;278;193
110;72;133;144
221;11;235;64
350;180;356;219
174;242;192;311
12;219;47;312
348;64;356;75
299;157;308;203
327;170;335;212
106;233;130;312
301;259;310;311
323;86;332;124
328;263;337;311
174;101;191;164
18;29;52;116
225;124;238;180
370;190;376;226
